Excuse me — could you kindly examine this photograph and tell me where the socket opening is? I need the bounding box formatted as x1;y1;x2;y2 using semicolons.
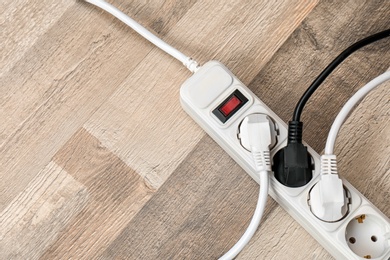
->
345;214;390;259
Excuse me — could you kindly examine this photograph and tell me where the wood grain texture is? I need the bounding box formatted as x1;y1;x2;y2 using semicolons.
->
0;161;88;259
41;128;154;259
1;0;74;77
100;136;265;259
0;0;198;211
249;0;390;152
100;1;388;259
84;0;317;189
1;0;389;259
336;78;390;215
100;136;331;259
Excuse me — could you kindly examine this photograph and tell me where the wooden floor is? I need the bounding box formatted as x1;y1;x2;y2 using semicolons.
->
1;0;389;259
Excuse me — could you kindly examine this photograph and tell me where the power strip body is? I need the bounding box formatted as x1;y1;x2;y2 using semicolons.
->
180;61;390;259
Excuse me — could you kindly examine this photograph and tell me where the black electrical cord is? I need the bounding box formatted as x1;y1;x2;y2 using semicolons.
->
273;29;390;188
292;28;390;122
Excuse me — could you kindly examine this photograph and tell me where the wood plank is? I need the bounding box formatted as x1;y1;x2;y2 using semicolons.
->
238;205;333;260
84;0;317;189
2;0;388;258
100;136;266;259
0;161;88;259
40;128;154;259
248;0;390;152
100;135;331;259
1;0;74;77
0;0;197;212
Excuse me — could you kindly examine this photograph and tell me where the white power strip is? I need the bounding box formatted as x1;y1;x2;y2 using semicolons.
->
180;61;390;259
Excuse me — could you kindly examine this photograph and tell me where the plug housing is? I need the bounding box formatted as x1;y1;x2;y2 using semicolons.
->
238;114;277;152
180;61;390;259
308;155;350;222
238;113;278;172
273;121;313;187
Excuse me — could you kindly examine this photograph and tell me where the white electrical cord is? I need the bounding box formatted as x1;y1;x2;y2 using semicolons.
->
219;170;269;260
220;114;273;260
310;70;390;223
83;0;199;72
325;70;390;155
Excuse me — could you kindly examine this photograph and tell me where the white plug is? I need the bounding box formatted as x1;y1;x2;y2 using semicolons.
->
220;113;275;260
181;61;390;259
309;155;349;222
238;114;278;172
239;114;277;153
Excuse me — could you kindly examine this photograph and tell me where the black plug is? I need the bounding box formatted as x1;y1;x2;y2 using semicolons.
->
272;121;313;187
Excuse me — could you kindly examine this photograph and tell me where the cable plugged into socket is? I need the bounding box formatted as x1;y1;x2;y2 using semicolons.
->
308;155;350;222
238;113;278;153
220;113;277;260
272;121;313;187
181;61;390;259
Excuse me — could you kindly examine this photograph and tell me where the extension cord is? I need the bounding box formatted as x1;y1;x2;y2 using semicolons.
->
180;61;390;259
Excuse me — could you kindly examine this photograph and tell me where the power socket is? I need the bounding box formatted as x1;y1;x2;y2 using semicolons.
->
180;61;390;259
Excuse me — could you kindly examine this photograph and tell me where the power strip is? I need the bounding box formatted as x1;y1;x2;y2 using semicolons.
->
180;61;390;259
